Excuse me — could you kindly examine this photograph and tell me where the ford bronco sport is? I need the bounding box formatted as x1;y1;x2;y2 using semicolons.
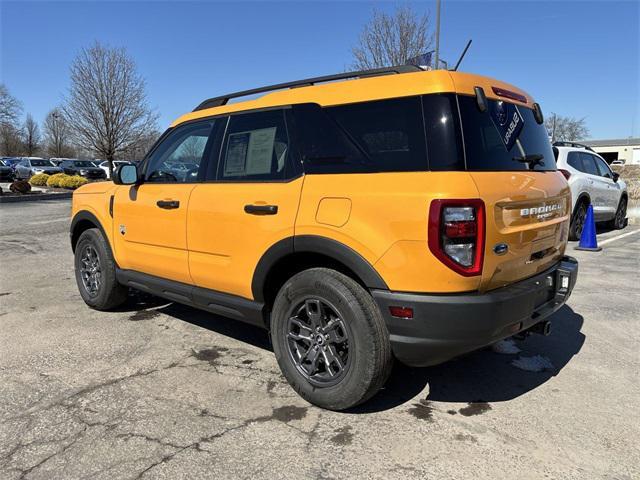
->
71;66;578;410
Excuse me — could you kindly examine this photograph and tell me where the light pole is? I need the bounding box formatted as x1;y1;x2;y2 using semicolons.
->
434;0;441;69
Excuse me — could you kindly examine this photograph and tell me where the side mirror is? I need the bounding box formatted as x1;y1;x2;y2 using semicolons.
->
113;164;139;185
612;172;620;182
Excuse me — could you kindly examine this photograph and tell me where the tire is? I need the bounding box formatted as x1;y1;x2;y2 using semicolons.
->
569;201;587;241
270;268;393;411
610;196;627;230
74;228;128;310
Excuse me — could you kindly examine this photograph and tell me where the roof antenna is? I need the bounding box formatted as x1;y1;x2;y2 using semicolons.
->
452;39;472;71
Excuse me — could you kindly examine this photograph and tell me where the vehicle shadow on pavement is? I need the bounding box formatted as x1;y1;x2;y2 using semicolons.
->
123;292;584;414
351;305;585;413
156;301;273;351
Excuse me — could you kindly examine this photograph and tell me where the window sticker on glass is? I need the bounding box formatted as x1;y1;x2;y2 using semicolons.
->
224;127;276;176
489;101;524;151
246;127;276;175
225;132;250;176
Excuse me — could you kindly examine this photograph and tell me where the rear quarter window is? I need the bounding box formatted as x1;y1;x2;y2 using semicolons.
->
294;96;427;174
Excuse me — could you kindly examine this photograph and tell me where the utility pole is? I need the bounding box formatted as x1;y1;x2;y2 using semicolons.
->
434;0;442;69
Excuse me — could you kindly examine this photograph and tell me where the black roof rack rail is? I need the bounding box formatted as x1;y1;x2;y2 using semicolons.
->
193;65;424;112
552;141;595;152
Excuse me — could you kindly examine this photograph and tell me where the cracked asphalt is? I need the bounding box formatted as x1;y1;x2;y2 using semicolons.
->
1;199;639;479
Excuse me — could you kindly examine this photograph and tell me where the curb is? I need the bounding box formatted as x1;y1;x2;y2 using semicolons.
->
0;192;72;203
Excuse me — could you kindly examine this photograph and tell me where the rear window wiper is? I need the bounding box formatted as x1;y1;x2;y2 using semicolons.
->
513;153;544;168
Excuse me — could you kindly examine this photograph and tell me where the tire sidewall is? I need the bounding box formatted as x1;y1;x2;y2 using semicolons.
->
271;270;383;410
74;229;117;309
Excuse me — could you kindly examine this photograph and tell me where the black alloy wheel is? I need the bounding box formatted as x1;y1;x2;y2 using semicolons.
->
79;244;102;297
286;298;351;387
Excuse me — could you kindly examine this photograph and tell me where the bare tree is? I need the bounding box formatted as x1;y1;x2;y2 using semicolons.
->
0;124;23;156
0;84;23;156
0;84;22;126
545;113;590;142
63;42;158;176
43;108;74;158
22;114;41;156
351;5;433;70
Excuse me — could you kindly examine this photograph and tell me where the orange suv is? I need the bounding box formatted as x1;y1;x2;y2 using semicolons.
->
70;66;578;410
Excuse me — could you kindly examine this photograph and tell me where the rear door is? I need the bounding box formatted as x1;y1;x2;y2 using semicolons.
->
187;108;303;300
456;95;571;291
112;120;215;284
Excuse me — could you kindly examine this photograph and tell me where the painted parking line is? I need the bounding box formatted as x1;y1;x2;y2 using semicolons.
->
598;228;640;246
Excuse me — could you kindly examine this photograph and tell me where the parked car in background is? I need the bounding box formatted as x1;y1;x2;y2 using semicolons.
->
97;160;132;179
610;159;625;166
60;159;107;180
553;142;628;239
0;160;15;181
15;158;63;179
1;157;23;172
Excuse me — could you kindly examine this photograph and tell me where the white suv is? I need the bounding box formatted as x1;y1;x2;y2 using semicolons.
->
553;142;627;240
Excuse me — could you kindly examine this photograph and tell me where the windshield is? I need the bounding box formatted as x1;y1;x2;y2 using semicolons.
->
457;95;555;171
31;159;53;166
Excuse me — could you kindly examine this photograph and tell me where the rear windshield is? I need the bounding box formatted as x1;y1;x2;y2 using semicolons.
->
457;96;556;171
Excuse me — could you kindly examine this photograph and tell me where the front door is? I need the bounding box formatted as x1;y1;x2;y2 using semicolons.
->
579;152;610;220
593;154;620;217
187;109;304;300
113;119;216;284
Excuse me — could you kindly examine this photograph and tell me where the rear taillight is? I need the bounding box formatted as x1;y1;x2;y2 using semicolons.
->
558;169;571;180
428;199;485;276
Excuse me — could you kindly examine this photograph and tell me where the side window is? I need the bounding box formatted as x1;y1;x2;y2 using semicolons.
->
422;94;464;171
218;109;291;181
326;96;427;172
594;156;613;179
579;152;600;176
145;120;215;183
567;152;583;171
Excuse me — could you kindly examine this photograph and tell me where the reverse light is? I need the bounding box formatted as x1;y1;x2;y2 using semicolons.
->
558;169;571;180
428;199;485;276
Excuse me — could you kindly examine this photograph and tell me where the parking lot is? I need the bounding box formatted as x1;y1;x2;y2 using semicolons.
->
0;199;638;480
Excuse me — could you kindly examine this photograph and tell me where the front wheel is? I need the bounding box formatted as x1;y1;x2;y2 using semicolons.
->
612;196;627;230
74;228;128;310
270;268;393;411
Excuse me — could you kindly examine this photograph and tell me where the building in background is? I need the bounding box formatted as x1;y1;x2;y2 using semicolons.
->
582;138;640;165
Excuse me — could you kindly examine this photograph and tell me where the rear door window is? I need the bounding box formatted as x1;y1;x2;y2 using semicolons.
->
218;109;293;181
457;96;556;171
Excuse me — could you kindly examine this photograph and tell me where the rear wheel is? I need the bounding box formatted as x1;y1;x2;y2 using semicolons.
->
569;201;587;241
74;228;128;310
270;268;392;410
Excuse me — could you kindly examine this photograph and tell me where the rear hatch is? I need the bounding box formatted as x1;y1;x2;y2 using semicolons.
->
455;93;571;292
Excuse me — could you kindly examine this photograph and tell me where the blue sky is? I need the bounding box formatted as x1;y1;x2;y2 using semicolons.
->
1;1;638;139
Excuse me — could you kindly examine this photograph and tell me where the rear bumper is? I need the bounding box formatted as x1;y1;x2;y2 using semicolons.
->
372;256;578;367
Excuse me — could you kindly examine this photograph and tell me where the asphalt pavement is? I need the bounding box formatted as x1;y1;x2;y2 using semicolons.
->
0;199;638;479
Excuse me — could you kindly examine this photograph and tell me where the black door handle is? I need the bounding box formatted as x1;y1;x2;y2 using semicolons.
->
244;204;278;215
157;200;180;209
